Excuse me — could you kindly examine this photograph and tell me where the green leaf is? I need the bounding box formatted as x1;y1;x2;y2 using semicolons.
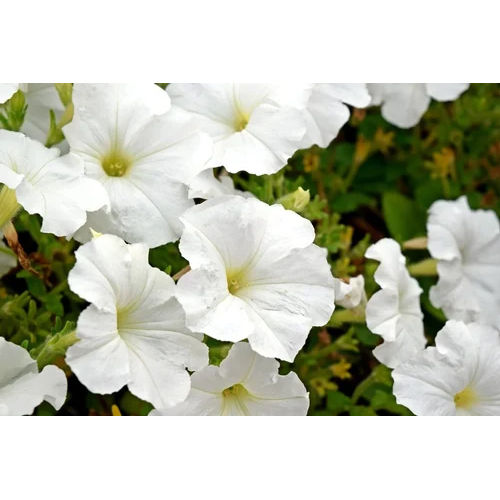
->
370;389;413;416
355;324;380;347
349;406;377;416
331;192;375;213
326;391;352;415
382;192;426;242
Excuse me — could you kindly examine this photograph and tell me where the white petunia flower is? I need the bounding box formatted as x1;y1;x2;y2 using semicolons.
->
0;337;67;416
168;83;370;176
0;130;108;236
333;275;366;309
0;84;20;104
151;342;309;416
168;83;309;175
427;196;500;325
0;241;16;277
365;238;425;368
176;195;336;362
367;83;469;128
63;83;213;248
393;320;500;416
66;234;208;409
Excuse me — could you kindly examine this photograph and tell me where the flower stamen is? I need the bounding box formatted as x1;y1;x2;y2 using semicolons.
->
101;151;132;177
222;384;249;398
226;269;248;295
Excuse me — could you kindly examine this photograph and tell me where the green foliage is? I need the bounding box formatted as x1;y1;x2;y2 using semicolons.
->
382;192;426;242
0;90;27;131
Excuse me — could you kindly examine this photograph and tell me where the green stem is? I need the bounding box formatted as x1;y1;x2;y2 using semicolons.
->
343;162;361;192
264;175;274;203
300;342;341;362
351;373;375;404
408;258;437;277
328;307;366;327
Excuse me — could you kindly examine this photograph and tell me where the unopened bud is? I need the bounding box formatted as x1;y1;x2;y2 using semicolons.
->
278;187;310;213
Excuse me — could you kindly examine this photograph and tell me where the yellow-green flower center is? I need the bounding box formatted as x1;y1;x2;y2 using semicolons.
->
221;383;252;415
234;110;250;132
101;151;132;177
454;386;478;410
222;384;249;399
0;185;21;230
226;269;248;295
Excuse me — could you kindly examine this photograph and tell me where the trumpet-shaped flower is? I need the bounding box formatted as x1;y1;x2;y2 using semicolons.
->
428;196;500;325
63;84;213;247
365;238;425;368
176;195;336;362
0;241;16;277
367;83;469;128
66;234;208;409
0;337;67;415
0;130;108;236
168;83;308;175
151;342;309;416
168;83;370;176
393;321;500;416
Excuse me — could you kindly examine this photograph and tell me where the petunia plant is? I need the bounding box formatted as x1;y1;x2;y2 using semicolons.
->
1;82;499;416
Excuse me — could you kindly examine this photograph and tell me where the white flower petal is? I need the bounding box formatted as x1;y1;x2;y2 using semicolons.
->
125;336;193;409
0;84;19;104
0;130;109;237
372;315;427;369
393;321;500;416
365;238;406;289
0;241;16;277
334;275;365;309
425;83;469;101
302;94;350;148
0;337;67;415
188;169;252;200
150;387;224;416
16;153;109;236
301;84;370;148
78;172;193;247
68;235;136;311
322;83;371;108
368;83;469;128
66;307;131;394
379;83;430;128
21;84;66;147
